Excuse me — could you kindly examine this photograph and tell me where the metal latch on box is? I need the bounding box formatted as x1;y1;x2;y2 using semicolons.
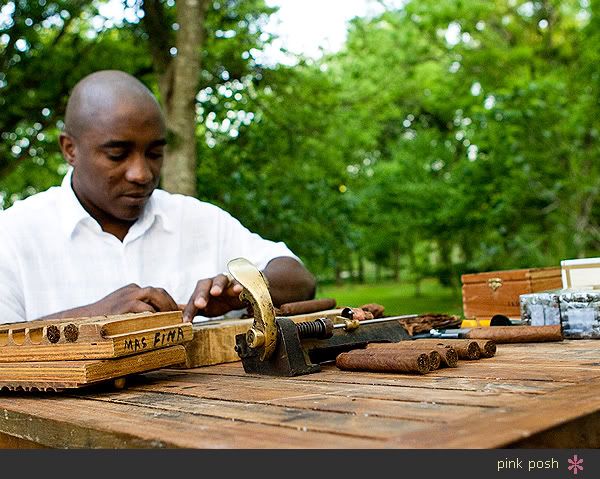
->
488;277;503;292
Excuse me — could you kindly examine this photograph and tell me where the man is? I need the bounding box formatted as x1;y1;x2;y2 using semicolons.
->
0;70;316;324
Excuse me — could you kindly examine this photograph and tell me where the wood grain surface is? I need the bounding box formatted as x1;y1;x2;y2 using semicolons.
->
0;312;191;361
0;340;597;448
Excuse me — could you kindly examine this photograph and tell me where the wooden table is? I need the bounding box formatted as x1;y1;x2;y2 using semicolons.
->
0;340;598;448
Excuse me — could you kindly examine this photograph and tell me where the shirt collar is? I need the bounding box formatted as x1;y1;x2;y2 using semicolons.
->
59;167;174;239
131;190;175;239
59;167;92;238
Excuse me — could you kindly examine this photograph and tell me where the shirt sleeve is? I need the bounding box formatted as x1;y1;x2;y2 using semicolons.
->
215;208;300;271
0;229;26;324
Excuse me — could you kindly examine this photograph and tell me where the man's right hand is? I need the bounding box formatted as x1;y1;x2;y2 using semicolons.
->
38;284;179;320
91;283;179;315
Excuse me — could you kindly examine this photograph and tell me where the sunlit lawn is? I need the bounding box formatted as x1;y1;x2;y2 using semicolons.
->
316;278;463;317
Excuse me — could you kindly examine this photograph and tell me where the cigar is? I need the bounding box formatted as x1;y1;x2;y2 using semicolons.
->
277;298;337;316
367;341;458;368
415;339;481;360
473;340;496;358
336;349;430;374
463;325;562;343
366;343;442;369
436;346;459;368
427;350;441;370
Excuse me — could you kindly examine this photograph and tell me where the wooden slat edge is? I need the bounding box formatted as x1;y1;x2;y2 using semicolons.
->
387;376;600;448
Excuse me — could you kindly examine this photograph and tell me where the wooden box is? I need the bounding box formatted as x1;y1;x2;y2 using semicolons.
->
461;267;562;320
561;257;600;289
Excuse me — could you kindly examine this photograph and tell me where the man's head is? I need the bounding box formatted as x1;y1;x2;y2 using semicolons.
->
59;70;166;238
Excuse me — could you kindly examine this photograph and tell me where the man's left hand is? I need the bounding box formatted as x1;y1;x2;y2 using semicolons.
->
182;274;244;322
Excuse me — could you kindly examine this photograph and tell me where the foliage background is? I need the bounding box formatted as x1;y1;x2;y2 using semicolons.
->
1;0;599;298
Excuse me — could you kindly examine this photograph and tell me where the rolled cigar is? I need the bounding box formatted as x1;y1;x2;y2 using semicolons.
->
436;346;458;368
416;339;481;360
366;343;442;370
278;298;337;316
396;344;458;368
369;341;458;367
454;342;480;360
464;325;562;343
426;350;441;370
473;339;496;358
63;323;79;343
336;349;430;374
391;343;458;367
46;325;60;343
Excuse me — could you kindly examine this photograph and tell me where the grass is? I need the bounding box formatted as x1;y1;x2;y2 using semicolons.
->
316;278;463;316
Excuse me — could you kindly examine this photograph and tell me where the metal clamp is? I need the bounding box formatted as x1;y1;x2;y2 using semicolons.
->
228;258;277;360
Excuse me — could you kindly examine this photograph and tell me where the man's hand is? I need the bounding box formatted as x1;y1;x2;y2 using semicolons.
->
92;283;179;315
38;283;179;321
182;274;244;322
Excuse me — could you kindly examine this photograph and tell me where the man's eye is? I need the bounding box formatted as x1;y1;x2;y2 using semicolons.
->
106;152;128;161
147;150;164;160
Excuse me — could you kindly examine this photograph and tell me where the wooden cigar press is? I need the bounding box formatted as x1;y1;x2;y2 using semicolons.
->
228;258;412;376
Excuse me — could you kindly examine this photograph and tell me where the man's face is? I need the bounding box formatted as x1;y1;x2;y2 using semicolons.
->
61;101;166;230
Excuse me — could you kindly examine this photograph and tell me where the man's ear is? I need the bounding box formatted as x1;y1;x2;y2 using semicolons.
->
59;132;77;167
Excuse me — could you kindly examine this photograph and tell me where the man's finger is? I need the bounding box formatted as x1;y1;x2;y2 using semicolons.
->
183;279;212;322
131;301;156;314
223;281;243;297
209;274;231;296
139;287;178;312
182;298;196;323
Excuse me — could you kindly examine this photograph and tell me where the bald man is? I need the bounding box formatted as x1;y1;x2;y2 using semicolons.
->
0;70;315;324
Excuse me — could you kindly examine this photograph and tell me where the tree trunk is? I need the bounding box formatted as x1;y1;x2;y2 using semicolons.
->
334;263;343;286
392;246;400;281
142;0;209;196
415;278;422;297
408;242;421;297
357;255;365;283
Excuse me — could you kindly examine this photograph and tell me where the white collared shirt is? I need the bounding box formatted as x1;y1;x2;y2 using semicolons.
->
0;169;298;323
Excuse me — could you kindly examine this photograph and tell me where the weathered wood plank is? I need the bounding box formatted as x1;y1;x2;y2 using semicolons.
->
0;312;190;361
81;390;427;439
0;430;46;448
178;319;251;368
0;346;186;389
0;339;596;448
136;371;546;408
127;378;493;423
177;363;570;395
0;324;192;361
507;411;600;448
414;363;600;382
388;377;600;448
194;350;600;382
0;396;384;448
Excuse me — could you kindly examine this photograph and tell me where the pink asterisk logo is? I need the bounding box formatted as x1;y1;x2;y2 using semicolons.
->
568;455;584;475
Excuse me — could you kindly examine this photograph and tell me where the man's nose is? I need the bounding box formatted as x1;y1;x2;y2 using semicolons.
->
125;153;153;184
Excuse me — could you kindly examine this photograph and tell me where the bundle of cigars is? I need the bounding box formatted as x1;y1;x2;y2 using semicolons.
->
335;338;496;375
335;324;563;375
